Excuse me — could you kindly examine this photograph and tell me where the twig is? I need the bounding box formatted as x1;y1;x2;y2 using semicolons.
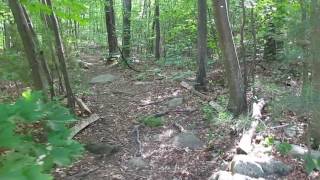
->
173;122;187;133
68;167;100;179
270;124;290;129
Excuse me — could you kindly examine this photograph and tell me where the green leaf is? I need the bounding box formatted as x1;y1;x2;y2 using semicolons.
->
305;154;316;174
276;142;292;155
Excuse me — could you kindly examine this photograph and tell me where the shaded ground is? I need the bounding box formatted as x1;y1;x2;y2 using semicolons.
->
53;51;235;180
48;50;318;180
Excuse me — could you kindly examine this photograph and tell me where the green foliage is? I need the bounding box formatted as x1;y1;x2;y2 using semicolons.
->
0;90;83;180
0;51;30;83
276;142;292;155
201;104;214;122
304;154;320;174
140;116;163;127
263;136;275;147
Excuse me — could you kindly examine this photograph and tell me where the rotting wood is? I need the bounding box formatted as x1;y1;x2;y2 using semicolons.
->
252;99;267;120
236;98;267;154
69;114;100;139
75;97;92;114
180;81;211;101
236;120;259;154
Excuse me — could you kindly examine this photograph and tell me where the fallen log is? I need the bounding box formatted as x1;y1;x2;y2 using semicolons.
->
69;114;100;139
75;97;92;114
180;81;211;101
236;99;267;154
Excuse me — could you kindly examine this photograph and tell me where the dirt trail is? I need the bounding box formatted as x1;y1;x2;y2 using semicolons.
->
54;52;233;180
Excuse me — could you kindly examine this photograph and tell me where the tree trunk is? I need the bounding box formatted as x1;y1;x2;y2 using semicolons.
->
195;0;208;91
105;0;118;56
22;5;55;98
212;0;247;115
45;0;75;109
8;0;44;91
240;0;248;90
154;0;160;60
122;0;132;58
310;0;320;146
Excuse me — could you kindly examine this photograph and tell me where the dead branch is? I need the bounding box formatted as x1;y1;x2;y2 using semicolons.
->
252;99;266;120
75;97;92;114
236;98;267;154
180;81;211;101
173;122;187;133
236;120;259;154
69;114;100;139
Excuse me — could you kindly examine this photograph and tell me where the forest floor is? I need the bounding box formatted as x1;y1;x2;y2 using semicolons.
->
46;49;318;180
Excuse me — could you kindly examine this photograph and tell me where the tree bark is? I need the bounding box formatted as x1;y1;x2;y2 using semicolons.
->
310;0;320;146
8;0;44;91
45;0;75;109
122;0;132;58
22;5;54;98
154;0;160;60
105;0;118;56
240;0;248;90
195;0;208;91
212;0;247;115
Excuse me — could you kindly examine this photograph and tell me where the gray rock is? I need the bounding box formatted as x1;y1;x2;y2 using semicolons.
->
167;97;183;108
209;171;264;180
231;155;292;178
254;156;292;176
232;156;265;178
89;74;119;84
284;126;297;138
171;132;204;150
128;157;148;169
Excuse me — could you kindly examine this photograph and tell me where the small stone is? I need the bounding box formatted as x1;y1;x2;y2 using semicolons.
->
167;97;183;108
111;174;124;180
284;126;297;138
128;157;148;169
231;155;292;178
209;171;263;180
231;156;265;178
90;74;119;84
171;132;204;150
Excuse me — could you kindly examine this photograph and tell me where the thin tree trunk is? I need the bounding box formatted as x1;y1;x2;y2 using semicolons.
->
212;0;247;115
250;2;257;97
240;0;248;90
8;0;44;90
45;0;75;109
154;0;161;60
105;0;118;56
299;0;310;96
195;0;208;91
22;5;55;98
310;0;320;146
122;0;132;58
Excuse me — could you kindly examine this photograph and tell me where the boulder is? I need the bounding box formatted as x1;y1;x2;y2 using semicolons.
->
171;132;204;150
128;157;148;169
89;74;119;84
209;171;264;180
231;155;292;178
167;97;184;108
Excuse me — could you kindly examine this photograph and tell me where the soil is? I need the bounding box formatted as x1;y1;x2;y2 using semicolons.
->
47;50;318;180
